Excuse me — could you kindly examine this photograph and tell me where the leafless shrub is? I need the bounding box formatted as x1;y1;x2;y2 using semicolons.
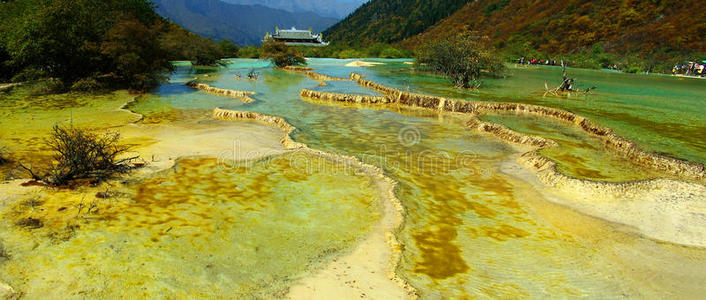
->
0;239;9;260
15;217;43;229
19;125;140;186
0;145;8;165
20;198;44;209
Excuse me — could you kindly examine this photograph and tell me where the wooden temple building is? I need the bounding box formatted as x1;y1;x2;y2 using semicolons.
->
264;27;329;47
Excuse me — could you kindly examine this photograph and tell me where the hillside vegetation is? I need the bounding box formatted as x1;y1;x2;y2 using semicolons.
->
403;0;706;72
323;0;471;46
0;0;233;91
326;0;705;72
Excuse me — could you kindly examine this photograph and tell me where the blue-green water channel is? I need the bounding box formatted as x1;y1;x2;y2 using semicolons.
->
119;59;706;298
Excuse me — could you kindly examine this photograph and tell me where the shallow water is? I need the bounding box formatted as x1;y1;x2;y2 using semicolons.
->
179;59;705;297
0;90;140;178
478;112;666;181
359;62;706;166
0;155;381;298
1;59;705;298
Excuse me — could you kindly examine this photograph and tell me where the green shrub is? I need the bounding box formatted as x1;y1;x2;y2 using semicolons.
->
416;33;504;88
2;0;170;91
596;54;615;68
0;145;8;165
11;67;47;83
238;46;261;58
217;39;240;58
624;66;642;73
379;48;406;58
336;49;364;59
70;77;105;91
261;40;306;68
565;54;601;69
28;78;66;95
591;44;604;55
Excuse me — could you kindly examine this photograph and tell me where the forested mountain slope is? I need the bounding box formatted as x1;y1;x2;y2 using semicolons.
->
402;0;705;60
0;0;228;90
323;0;472;46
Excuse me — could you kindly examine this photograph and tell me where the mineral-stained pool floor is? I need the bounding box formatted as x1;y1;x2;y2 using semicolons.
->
478;112;667;182
0;154;381;298
1;59;705;298
0;89;141;178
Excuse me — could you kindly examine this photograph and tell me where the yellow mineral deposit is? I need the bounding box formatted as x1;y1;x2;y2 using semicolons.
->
1;59;705;299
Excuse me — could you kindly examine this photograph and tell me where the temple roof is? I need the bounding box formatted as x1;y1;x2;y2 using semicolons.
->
265;27;329;46
273;28;317;40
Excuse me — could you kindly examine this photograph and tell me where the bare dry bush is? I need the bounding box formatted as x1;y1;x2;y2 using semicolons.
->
20;125;140;186
0;146;7;165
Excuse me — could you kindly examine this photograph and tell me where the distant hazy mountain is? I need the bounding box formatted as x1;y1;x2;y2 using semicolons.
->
153;0;338;45
221;0;366;19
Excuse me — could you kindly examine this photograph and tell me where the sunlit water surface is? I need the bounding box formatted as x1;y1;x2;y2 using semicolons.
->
0;154;381;298
130;59;705;297
1;59;705;298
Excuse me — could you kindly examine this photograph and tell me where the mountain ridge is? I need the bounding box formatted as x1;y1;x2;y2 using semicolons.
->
401;0;706;57
153;0;338;46
323;0;472;46
221;0;365;19
325;0;705;71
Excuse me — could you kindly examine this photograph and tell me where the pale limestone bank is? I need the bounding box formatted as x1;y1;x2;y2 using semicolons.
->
281;66;315;72
0;83;22;92
301;89;388;104
280;66;350;82
186;81;256;103
304;71;350;82
212;108;305;150
345;61;384;67
516;151;706;247
469;117;706;247
0;282;18;300
212;107;417;299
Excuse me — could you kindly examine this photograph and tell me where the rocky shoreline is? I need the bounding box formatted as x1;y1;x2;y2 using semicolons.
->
281;66;350;82
300;89;388;104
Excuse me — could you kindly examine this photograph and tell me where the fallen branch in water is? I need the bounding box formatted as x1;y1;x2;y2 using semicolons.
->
543;61;596;97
